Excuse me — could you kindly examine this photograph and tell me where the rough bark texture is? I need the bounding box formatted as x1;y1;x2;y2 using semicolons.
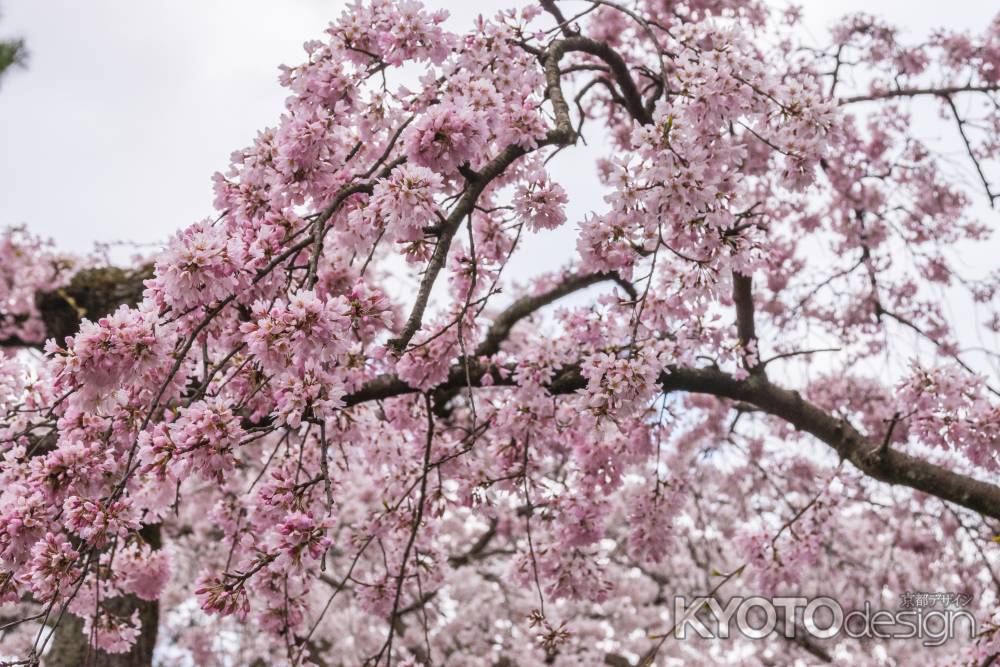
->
37;265;152;344
43;525;161;667
44;594;158;667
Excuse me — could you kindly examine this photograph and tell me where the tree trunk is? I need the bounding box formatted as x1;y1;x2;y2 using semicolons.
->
44;596;158;667
30;269;160;666
43;504;162;666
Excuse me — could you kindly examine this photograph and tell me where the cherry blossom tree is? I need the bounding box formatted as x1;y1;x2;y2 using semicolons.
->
3;1;1000;665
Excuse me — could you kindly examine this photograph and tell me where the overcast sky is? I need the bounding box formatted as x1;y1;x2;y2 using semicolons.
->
0;0;995;256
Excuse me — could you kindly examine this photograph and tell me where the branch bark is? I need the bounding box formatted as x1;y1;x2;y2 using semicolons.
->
1;265;152;349
839;84;1000;104
732;271;760;373
547;36;652;126
388;34;651;353
344;362;1000;522
45;526;161;667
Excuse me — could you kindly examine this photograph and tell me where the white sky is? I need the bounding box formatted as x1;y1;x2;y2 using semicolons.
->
0;0;995;256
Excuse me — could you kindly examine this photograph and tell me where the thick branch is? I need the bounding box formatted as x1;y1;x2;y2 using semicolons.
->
17;263;1000;521
731;271;758;370
344;363;1000;521
475;270;633;358
548;36;652;126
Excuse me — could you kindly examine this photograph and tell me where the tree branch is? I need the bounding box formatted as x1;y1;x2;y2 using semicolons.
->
547;36;652;126
731;271;759;372
388;35;651;354
475;270;634;358
389;33;632;353
942;93;997;206
539;0;579;38
343;363;1000;522
388;144;538;353
14;258;1000;523
839;84;1000;105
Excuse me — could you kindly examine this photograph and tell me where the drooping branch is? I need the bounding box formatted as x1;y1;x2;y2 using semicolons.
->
837;83;999;207
386;32;615;354
942;93;998;206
